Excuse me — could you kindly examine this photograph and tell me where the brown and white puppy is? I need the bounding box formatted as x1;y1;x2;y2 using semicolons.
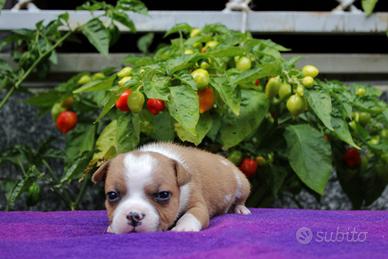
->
92;142;251;233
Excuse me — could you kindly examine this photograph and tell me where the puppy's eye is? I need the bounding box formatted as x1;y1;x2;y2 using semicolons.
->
107;191;120;202
154;191;171;202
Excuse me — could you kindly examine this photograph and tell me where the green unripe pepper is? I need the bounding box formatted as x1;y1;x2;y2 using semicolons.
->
51;102;66;121
26;183;41;206
92;72;105;80
127;91;145;113
117;67;133;78
77;75;91;85
278;83;292;100
286;94;305;116
265;76;282;98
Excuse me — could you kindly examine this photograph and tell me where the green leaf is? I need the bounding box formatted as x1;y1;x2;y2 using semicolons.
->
144;77;170;101
202;24;231;35
220;90;269;149
59;153;92;184
175;114;213;145
257;39;290;52
362;0;378;15
336;155;387;209
49;51;58;64
207;115;222;141
336;167;363;209
284;124;332;195
164;23;192;37
230;61;282;85
108;24;120;46
331;117;359;149
306;91;333;131
0;0;5;9
211;77;240;116
94;93;118;123
269;165;288;197
382;109;388;124
91;120;118;164
74;76;115;93
363;167;388;206
168;85;199;134
116;0;148;15
26;91;64;109
112;11;136;32
0;59;11;70
125;54;154;67
78;1;108;11
58;12;69;23
65;125;96;163
6;166;41;210
165;54;200;74
204;47;245;58
284;56;301;68
56;74;83;92
82;18;110;56
149;112;175;141
174;72;197;90
137;33;154;53
116;114;140;153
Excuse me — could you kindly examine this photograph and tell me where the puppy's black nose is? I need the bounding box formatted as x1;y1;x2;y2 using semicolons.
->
127;212;145;226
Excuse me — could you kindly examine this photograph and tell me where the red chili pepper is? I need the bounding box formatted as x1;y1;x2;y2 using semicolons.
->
146;99;165;116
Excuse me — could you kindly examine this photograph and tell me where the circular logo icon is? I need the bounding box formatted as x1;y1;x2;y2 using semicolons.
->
296;227;313;245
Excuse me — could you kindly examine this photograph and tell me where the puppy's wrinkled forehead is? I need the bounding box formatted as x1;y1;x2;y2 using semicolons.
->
123;152;157;185
107;151;176;191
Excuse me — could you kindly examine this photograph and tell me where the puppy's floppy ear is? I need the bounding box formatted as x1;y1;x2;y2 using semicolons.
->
174;161;191;186
92;161;110;184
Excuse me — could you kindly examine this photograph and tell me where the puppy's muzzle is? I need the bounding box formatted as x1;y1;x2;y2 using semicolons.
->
126;211;146;227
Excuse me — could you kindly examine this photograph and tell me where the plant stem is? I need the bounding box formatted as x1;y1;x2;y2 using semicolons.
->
42;160;59;181
51;186;73;209
0;31;73;110
72;176;90;210
17;158;27;176
0;87;16;110
42;160;74;208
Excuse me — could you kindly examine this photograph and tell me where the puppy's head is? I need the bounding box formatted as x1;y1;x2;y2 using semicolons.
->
92;151;190;234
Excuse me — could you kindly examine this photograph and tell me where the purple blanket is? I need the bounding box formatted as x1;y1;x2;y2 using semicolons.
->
0;209;387;258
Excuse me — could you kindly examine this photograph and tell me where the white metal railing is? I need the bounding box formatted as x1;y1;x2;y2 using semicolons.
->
333;0;362;13
0;10;387;33
5;0;370;14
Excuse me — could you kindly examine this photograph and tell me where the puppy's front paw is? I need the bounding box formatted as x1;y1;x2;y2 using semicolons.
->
234;205;251;215
171;213;202;232
107;225;113;233
171;224;201;232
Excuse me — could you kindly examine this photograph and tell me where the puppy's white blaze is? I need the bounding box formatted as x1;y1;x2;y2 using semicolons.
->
140;143;189;170
123;153;155;187
233;170;242;200
110;154;160;233
172;213;201;232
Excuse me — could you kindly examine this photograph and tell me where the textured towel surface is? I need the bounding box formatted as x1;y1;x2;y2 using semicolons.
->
0;209;387;259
